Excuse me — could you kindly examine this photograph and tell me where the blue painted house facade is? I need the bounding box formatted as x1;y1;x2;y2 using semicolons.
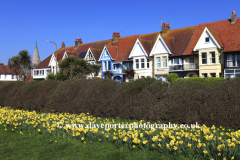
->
99;46;114;79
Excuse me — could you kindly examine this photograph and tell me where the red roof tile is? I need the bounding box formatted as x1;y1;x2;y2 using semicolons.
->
0;64;23;74
105;45;118;59
161;26;197;56
185;18;240;55
36;54;52;69
110;35;139;62
89;48;102;61
138;32;159;55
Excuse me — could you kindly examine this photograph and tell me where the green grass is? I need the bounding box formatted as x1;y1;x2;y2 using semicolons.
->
0;127;195;160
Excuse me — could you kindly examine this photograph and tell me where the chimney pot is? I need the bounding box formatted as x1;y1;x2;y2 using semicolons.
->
75;39;82;47
162;23;170;34
231;11;237;24
61;42;65;48
112;32;120;43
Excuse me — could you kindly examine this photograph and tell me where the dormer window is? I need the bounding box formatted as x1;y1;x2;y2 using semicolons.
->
205;37;210;43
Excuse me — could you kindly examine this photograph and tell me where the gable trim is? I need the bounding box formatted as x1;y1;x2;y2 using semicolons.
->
150;34;172;56
84;48;96;61
193;27;221;51
99;46;113;61
129;38;148;58
48;54;57;67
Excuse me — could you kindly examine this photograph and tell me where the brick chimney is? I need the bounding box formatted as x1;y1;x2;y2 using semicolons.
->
231;11;237;24
112;32;120;43
75;39;82;47
0;63;3;66
162;23;170;34
61;42;65;48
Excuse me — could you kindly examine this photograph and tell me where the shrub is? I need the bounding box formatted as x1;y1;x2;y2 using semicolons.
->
190;74;198;77
122;77;157;93
167;73;178;82
174;77;227;84
46;72;55;81
1;78;240;130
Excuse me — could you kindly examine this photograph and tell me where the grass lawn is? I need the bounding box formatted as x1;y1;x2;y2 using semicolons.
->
0;127;192;160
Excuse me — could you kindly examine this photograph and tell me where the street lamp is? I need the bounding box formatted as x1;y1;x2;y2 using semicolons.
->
46;41;58;74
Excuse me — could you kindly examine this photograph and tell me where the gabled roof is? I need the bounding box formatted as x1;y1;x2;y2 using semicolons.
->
207;26;224;47
109;35;139;62
138;32;159;55
161;26;197;57
185;18;240;55
105;45;118;59
37;40;112;69
36;55;52;69
89;48;102;61
66;51;78;57
73;39;112;57
0;63;23;74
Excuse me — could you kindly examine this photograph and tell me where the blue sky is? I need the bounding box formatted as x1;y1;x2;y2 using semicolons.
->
0;0;239;65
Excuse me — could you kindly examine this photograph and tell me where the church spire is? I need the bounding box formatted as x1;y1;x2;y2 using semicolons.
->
31;40;41;68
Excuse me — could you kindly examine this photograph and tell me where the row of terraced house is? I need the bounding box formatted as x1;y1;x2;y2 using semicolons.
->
30;11;240;82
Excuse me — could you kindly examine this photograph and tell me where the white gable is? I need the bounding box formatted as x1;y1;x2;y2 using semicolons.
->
150;34;171;56
194;27;221;51
48;54;57;67
62;52;68;60
84;48;96;61
99;46;113;61
129;39;148;58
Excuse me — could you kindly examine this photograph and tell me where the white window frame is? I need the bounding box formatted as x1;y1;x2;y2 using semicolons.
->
105;51;108;56
136;59;139;69
205;37;210;43
162;56;167;68
147;59;150;68
141;59;145;68
209;52;215;64
156;57;161;68
202;53;207;65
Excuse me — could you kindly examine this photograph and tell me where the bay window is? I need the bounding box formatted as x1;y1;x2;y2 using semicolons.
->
202;53;207;64
162;56;167;67
209;52;215;64
156;57;161;68
141;59;144;68
136;59;139;69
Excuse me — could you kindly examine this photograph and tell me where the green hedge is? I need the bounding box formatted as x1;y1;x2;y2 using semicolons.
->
173;77;227;83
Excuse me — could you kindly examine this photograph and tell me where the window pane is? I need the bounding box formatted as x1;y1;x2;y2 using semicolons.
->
141;59;144;68
225;70;234;73
175;58;179;64
108;61;111;70
163;57;167;67
156;57;160;62
202;53;206;58
147;59;149;68
210;73;216;77
136;59;139;69
202;59;206;64
205;37;209;42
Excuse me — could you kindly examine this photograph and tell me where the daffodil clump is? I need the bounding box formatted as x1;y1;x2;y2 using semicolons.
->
1;106;240;159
